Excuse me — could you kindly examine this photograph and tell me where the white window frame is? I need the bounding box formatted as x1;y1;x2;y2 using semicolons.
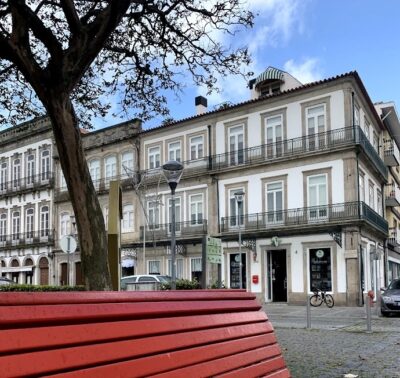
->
168;141;181;162
266;181;284;224
89;159;101;188
148;260;161;275
0;162;7;192
147;200;160;229
12;211;20;240
189;193;204;225
25;208;34;239
121;151;134;177
307;174;328;220
265;115;283;157
229;188;245;228
41;150;50;181
168;196;181;233
40;206;49;237
13;158;21;188
0;213;7;242
26;154;35;185
228;124;245;165
104;155;117;183
190;136;204;160
122;204;134;232
148;146;161;169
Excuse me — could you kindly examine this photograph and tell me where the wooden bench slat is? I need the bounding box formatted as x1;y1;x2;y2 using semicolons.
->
0;290;253;306
0;312;268;354
0;323;271;377
216;357;290;377
150;345;283;378
0;300;261;327
43;334;277;378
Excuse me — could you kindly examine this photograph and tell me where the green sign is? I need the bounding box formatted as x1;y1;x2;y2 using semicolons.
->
207;236;222;264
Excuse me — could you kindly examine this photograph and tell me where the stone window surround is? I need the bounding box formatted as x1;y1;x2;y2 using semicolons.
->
261;175;288;214
302;167;332;208
260;107;287;145
186;188;207;223
165;135;184;162
224;118;248;154
301;96;331;137
187;130;207;161
145;141;163;170
224;181;249;218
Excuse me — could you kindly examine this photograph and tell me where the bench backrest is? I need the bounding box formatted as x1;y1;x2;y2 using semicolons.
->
0;290;290;377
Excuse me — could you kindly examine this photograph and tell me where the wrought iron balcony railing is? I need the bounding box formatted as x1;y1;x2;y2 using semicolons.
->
0;172;54;196
383;139;400;167
0;230;54;250
220;201;388;236
139;219;208;241
385;183;400;207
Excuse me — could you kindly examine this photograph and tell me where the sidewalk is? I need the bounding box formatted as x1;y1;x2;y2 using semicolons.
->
262;303;400;377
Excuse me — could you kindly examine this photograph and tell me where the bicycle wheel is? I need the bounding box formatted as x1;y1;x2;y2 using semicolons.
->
324;294;334;308
310;294;323;307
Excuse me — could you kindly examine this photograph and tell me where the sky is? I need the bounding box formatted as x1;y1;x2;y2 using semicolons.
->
101;0;398;131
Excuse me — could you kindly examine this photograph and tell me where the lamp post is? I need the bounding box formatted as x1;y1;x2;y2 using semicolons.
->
68;215;76;286
234;190;245;289
162;160;184;290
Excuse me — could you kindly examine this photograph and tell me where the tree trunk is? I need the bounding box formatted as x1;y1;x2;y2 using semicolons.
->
45;94;112;290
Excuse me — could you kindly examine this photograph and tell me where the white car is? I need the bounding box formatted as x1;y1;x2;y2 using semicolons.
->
120;274;171;290
0;277;16;286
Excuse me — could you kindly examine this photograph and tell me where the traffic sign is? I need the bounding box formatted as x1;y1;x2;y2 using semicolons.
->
60;235;77;254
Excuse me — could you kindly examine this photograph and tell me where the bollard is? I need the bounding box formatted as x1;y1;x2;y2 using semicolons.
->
366;294;372;333
306;295;311;329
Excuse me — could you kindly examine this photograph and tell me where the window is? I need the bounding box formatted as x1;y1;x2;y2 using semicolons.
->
122;204;134;232
148;260;160;274
60;171;67;190
308;174;327;219
41;150;50;180
25;208;34;239
0;214;6;242
13;158;21;188
89;159;100;187
369;182;374;208
147;200;160;229
103;207;109;230
12;211;20;240
229;125;244;165
60;212;70;237
309;248;332;292
364;119;370;141
307;105;325;135
190;136;204;160
229;188;244;227
190;194;203;225
121;151;134;177
167;258;184;278
168;197;181;232
265;115;283;158
191;258;202;281
359;173;365;202
377;190;382;216
40;206;49;237
168;141;181;162
0;162;7;191
354;106;360;126
148;146;161;169
104;155;117;183
26;154;35;185
266;181;283;223
373;132;379;152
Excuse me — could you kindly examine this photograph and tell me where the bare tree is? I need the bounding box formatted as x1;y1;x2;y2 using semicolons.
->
0;1;253;289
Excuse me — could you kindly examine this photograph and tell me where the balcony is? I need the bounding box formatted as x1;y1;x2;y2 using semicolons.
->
139;220;208;242
220;201;388;238
0;230;54;250
387;227;400;246
385;183;400;207
0;172;54;197
383;139;400;167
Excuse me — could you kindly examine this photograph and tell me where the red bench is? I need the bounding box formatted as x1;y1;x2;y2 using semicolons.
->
0;290;290;377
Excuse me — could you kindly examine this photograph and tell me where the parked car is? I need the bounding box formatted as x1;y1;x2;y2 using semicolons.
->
381;278;400;316
120;274;171;290
0;277;16;286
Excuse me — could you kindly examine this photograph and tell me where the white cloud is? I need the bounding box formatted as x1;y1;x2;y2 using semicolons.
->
283;58;323;84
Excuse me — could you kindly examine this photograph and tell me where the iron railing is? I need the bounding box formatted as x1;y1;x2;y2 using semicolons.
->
387;227;400;246
140;219;208;241
0;230;54;249
221;201;388;235
0;172;54;196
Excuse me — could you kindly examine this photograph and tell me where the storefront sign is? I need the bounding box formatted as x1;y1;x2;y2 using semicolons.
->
206;236;222;264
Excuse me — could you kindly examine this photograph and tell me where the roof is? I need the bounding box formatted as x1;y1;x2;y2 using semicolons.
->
254;67;284;86
142;71;385;134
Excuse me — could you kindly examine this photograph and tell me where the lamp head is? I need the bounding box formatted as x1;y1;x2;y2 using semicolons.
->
162;160;184;193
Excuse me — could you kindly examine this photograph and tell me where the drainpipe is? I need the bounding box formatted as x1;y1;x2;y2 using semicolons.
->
207;124;212;170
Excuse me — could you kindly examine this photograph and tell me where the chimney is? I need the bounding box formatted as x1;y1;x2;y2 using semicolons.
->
195;96;208;115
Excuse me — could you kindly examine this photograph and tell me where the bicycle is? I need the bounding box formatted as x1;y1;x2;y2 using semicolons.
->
309;286;334;308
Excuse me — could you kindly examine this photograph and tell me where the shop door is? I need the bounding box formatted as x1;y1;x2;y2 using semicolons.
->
266;250;287;302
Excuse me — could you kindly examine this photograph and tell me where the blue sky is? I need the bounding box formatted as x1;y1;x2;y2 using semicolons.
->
115;0;398;131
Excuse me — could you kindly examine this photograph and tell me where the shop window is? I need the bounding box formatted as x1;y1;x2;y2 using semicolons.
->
310;248;332;292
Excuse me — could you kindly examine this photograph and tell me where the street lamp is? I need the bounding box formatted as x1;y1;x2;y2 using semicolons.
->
234;190;245;289
162;160;184;290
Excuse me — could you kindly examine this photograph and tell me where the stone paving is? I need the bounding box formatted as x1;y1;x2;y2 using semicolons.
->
262;303;400;378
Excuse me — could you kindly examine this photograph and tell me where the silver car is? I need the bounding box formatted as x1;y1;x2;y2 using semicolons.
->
381;278;400;317
120;274;171;290
0;277;16;286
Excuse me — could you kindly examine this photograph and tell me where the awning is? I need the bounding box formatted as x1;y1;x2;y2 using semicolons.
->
121;259;135;268
1;266;33;273
255;67;284;86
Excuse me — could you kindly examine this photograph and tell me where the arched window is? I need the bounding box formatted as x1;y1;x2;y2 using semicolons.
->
39;257;49;285
0;161;7;191
41;150;51;181
0;213;6;242
60;212;70;237
104;155;117;183
26;154;35;185
12;211;20;240
40;206;49;237
25;208;34;239
121;151;134;177
122;204;134;232
89;159;100;188
13;158;21;188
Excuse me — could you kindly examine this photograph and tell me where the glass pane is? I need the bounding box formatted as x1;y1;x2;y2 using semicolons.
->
267;182;282;191
308;105;324;115
276;192;283;211
319;185;327;205
309;186;317;206
267;192;274;211
309;175;326;186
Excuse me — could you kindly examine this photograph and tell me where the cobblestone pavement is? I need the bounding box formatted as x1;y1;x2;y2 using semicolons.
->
262;304;400;378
